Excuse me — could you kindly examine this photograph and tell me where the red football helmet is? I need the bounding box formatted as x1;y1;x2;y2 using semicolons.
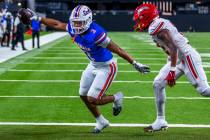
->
133;3;159;31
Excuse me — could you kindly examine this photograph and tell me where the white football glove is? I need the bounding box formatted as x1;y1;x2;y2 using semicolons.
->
132;60;150;74
27;8;42;21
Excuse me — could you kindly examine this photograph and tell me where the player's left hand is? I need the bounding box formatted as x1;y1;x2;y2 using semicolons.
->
132;61;150;74
165;70;176;87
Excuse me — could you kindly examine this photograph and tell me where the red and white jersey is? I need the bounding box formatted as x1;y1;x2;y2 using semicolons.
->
148;18;189;56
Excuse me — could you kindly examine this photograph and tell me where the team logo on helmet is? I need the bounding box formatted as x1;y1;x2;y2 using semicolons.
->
70;5;93;35
133;4;159;32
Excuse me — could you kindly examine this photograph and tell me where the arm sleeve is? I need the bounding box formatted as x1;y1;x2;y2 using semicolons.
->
94;32;111;48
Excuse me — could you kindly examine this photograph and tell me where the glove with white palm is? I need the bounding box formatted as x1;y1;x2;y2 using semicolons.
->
132;60;150;74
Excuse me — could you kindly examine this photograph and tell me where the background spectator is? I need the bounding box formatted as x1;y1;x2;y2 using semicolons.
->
31;18;41;48
1;12;13;47
11;15;27;51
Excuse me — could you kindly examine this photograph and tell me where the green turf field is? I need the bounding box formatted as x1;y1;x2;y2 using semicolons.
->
24;31;51;40
0;32;210;139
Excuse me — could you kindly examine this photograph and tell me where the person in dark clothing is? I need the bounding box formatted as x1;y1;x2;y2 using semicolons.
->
11;16;27;51
1;13;12;47
31;19;41;48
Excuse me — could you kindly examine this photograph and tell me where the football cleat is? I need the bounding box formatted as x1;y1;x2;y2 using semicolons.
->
113;92;124;116
144;120;168;132
92;120;109;134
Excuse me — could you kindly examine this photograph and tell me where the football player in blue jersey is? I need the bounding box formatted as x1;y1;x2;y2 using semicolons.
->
26;5;150;133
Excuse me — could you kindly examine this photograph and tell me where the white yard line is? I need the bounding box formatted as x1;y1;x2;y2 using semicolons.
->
0;80;209;84
51;47;210;50
18;56;210;60
4;69;210;73
15;62;210;68
0;32;68;63
19;57;167;60
43;50;163;53
0;122;209;128
39;52;166;56
200;53;210;57
17;62;163;65
0;95;209;100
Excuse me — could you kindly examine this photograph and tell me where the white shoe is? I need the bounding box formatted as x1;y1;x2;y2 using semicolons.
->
144;119;168;132
113;92;124;116
92;119;109;133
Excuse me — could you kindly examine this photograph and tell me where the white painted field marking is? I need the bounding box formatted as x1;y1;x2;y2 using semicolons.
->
0;32;68;63
0;80;209;84
18;56;210;61
16;62;210;67
43;50;163;53
52;47;210;50
18;62;164;66
0;95;209;100
5;69;210;73
200;53;210;57
0;122;210;128
39;52;165;56
19;57;167;60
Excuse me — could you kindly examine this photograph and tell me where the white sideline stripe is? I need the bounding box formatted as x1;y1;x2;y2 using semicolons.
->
0;80;209;84
0;95;209;100
5;69;210;73
0;32;68;63
0;122;210;128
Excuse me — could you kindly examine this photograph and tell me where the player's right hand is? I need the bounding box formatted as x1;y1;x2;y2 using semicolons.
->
165;70;176;87
132;61;150;74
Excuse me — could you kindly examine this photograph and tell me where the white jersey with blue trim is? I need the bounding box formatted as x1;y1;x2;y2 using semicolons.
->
67;21;113;62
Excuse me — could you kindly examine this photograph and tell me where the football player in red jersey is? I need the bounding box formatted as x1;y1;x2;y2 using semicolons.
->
133;3;210;132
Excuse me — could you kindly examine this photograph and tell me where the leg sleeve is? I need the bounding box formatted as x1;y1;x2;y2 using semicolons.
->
153;62;184;117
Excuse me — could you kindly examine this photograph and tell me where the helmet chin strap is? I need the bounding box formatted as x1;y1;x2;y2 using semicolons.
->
153;16;159;21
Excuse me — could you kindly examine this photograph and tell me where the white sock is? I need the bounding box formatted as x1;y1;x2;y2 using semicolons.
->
96;115;106;123
157;116;165;120
114;92;123;102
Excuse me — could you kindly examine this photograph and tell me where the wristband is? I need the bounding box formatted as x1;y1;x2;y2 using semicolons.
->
132;60;137;65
